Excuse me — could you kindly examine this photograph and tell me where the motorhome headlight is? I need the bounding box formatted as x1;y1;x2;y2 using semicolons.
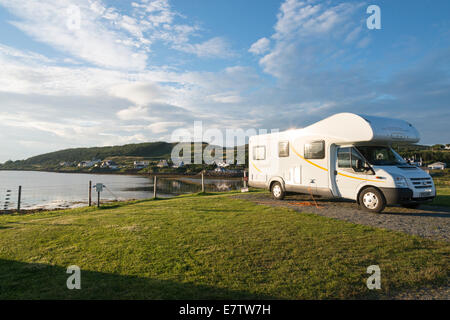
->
394;175;408;187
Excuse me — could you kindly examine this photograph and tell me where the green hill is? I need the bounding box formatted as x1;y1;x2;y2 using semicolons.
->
0;142;177;169
0;142;249;172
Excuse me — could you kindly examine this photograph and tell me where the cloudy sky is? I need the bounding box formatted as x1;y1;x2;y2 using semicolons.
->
0;0;449;162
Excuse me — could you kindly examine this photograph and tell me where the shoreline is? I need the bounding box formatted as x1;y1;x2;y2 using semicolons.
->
0;168;245;180
0;199;125;215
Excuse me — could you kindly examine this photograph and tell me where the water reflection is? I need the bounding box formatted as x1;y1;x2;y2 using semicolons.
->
0;171;243;210
125;177;243;195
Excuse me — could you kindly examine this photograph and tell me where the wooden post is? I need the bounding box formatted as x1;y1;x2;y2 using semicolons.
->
153;176;157;199
17;186;22;212
97;191;100;208
201;172;205;193
89;180;92;206
243;170;247;188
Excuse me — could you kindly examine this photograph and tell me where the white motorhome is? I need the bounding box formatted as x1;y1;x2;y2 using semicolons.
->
249;113;436;213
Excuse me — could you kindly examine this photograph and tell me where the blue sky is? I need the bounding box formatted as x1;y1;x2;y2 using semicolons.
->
0;0;449;162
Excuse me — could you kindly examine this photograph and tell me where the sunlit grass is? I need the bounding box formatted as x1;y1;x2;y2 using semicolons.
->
0;193;448;299
431;187;450;207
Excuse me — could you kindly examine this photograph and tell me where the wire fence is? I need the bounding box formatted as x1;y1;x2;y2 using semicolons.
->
0;174;245;213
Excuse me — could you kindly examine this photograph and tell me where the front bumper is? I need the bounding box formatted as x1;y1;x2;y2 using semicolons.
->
380;187;435;205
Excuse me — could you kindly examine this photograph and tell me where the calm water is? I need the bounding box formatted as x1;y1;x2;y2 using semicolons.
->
0;171;243;210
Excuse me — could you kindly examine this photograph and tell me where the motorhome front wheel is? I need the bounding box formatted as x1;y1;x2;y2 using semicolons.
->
359;187;386;213
271;182;285;200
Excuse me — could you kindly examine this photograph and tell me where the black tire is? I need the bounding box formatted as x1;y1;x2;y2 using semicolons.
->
401;203;421;209
359;187;386;213
271;182;285;200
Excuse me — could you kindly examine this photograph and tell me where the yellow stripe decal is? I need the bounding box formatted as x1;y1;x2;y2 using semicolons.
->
290;144;328;172
336;171;384;183
251;162;262;173
290;143;384;183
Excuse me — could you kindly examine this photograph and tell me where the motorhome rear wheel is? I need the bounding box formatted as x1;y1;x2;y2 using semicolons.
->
271;182;285;200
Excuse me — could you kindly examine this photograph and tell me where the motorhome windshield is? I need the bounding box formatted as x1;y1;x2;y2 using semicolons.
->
356;146;406;166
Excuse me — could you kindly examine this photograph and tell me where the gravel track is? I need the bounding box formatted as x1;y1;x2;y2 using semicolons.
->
233;192;450;242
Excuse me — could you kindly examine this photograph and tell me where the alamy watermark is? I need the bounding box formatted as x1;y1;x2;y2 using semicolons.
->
66;265;81;290
367;5;381;30
366;265;381;290
66;5;81;31
170;121;279;166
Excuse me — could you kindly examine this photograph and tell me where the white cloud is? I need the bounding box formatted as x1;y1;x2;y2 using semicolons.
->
207;92;242;104
110;82;165;105
249;37;271;55
147;121;185;133
174;37;235;58
0;0;447;162
0;0;149;70
258;0;367;80
0;0;231;70
116;105;150;121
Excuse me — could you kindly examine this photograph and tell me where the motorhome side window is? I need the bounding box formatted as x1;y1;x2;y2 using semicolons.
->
253;146;266;160
351;148;365;172
338;147;367;172
337;147;351;168
304;141;325;159
278;141;289;157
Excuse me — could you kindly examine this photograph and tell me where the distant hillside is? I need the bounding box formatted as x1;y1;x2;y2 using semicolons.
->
394;144;450;165
2;142;176;167
0;142;249;172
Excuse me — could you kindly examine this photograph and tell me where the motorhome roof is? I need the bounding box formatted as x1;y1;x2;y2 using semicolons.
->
251;113;420;144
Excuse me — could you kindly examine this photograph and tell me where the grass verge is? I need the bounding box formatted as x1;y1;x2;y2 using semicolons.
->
0;192;448;299
431;187;450;207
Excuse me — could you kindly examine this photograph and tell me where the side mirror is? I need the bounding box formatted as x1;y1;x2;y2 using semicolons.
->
363;162;372;173
356;159;363;170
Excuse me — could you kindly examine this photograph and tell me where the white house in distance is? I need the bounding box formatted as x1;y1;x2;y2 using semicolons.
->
134;161;149;169
215;161;230;168
101;160;119;169
404;156;423;167
172;161;185;168
157;159;169;168
78;159;101;168
427;162;447;170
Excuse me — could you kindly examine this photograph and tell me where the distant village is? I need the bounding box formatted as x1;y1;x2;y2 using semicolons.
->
57;158;245;176
403;156;447;172
57;155;448;176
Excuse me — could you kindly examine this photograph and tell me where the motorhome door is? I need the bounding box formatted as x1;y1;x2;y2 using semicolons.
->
299;140;329;194
334;147;368;200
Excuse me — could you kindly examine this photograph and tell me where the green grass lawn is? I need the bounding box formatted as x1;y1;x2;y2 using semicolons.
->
431;186;450;207
431;169;450;206
0;192;448;300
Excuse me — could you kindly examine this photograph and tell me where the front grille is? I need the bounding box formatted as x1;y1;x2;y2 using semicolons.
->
410;177;433;189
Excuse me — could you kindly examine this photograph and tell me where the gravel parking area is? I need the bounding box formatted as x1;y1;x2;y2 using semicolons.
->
385;286;449;300
233;192;450;300
233;192;450;242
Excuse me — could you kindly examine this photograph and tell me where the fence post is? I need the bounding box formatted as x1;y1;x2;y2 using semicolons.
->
89;180;92;206
243;170;247;188
17;186;22;212
97;190;100;208
201;172;205;193
153;176;157;199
